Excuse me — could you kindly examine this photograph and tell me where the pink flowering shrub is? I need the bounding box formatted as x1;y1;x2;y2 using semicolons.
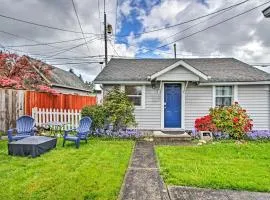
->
37;85;59;95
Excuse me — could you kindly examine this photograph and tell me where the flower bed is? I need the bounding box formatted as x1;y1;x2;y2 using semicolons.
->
247;130;270;140
191;129;270;140
92;128;142;139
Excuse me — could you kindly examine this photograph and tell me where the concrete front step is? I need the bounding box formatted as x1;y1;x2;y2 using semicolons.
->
153;131;191;145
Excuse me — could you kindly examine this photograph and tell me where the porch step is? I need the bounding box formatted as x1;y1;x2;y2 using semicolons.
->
153;131;191;145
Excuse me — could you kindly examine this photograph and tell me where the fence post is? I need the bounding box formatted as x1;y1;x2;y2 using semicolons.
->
32;107;37;126
67;109;71;129
71;109;74;129
49;108;52;122
38;108;42;127
75;109;78;128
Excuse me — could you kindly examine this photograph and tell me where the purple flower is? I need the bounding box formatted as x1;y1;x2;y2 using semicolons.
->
247;130;270;140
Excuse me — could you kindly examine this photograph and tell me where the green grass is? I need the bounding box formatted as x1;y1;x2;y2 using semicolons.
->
0;138;134;200
156;141;270;192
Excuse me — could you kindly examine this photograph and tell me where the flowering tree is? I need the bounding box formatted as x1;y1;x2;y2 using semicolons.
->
0;52;58;94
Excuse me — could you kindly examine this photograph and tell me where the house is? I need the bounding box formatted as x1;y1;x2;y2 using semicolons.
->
94;58;270;131
0;53;91;95
27;57;91;95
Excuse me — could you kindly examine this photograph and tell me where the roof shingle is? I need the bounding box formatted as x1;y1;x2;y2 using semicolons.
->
94;58;270;83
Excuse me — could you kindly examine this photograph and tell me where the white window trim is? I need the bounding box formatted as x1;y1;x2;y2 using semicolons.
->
212;85;238;107
122;85;145;109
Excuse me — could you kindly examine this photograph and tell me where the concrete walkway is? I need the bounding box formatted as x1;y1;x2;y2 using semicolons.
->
120;141;270;200
168;186;270;200
120;141;169;200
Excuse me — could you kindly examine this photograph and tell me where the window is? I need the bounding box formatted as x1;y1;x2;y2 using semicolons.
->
125;85;143;107
215;86;233;106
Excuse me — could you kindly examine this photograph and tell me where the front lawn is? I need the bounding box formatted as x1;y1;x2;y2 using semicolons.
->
156;141;270;192
0;138;134;200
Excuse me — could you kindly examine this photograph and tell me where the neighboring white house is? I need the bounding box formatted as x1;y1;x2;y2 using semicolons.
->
94;58;270;131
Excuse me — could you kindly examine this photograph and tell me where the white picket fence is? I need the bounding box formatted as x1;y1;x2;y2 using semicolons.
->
32;107;81;129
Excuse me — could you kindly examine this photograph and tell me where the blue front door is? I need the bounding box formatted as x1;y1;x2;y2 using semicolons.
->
164;84;181;128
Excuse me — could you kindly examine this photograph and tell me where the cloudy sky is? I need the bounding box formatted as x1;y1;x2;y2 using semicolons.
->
0;0;270;81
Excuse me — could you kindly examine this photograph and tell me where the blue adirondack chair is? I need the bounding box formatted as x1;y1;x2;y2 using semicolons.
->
7;115;36;142
63;117;92;148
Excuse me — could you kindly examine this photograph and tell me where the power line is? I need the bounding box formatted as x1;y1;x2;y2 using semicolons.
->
114;0;251;38
114;0;119;42
5;37;90;47
141;1;270;54
97;0;103;56
109;41;119;56
71;0;90;53
0;13;101;35
115;2;240;53
157;4;238;46
0;29;91;57
45;37;101;58
45;55;106;60
49;61;103;65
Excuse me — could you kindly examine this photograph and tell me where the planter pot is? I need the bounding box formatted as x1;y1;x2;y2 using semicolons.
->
199;131;213;141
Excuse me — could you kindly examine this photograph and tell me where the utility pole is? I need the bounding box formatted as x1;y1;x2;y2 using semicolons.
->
173;43;176;59
104;12;108;66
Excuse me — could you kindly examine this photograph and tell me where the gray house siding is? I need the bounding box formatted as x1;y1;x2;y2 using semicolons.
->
185;83;212;130
102;84;161;129
156;66;199;81
102;83;270;131
134;86;161;129
238;85;270;130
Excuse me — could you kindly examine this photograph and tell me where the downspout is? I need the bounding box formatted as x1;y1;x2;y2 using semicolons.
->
158;80;162;94
184;81;189;93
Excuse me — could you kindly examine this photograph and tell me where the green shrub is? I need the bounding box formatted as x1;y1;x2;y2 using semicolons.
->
81;105;107;130
210;102;253;139
103;88;136;131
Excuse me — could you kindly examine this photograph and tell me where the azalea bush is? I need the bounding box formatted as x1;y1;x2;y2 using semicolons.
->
210;102;253;139
194;102;253;140
195;115;217;132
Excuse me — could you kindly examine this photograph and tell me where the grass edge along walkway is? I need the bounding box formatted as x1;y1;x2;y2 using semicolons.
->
156;141;270;192
119;141;170;200
0;138;134;200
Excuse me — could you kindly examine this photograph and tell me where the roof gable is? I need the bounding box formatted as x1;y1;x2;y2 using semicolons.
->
94;58;270;83
150;60;208;80
156;65;200;81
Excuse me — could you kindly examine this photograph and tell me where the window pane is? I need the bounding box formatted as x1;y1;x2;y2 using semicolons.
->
125;86;142;95
216;86;232;96
128;96;141;106
216;97;232;106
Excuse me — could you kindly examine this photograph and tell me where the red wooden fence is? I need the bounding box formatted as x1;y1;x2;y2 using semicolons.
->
25;91;96;115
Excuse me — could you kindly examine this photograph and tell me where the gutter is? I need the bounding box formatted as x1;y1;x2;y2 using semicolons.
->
199;81;270;86
52;83;91;92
